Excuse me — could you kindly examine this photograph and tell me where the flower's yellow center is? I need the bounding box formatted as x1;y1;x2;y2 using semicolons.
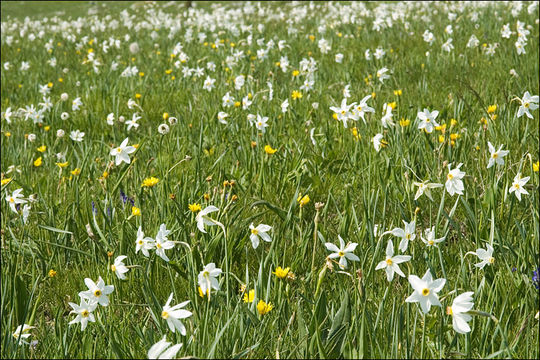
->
524;102;530;108
9;197;14;203
111;264;116;272
203;270;210;279
116;147;122;153
406;233;411;240
257;122;262;127
447;173;454;180
514;184;520;189
426;118;430;122
161;311;169;319
489;257;495;264
251;228;258;235
492;153;498;158
81;309;90;318
357;106;362;111
422;288;430;296
341;110;346;115
156;242;162;249
94;289;102;297
428;240;434;245
338;251;345;257
446;306;453;315
386;258;393;265
138;240;143;245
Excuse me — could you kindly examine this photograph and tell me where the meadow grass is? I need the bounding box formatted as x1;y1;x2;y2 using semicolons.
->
1;1;539;359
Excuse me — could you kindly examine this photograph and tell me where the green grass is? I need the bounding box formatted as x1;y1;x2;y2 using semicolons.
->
1;1;539;359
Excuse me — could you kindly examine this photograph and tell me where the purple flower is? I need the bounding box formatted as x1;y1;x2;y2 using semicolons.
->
120;189;128;204
511;266;517;273
533;267;540;290
91;201;97;215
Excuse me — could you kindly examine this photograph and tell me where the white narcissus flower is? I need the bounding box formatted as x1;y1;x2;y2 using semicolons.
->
12;324;35;344
405;270;446;314
350;95;375;124
6;188;27;213
329;98;355;128
376;67;390;83
79;276;114;307
381;103;394;128
70;129;85;142
417;108;440;134
386;220;416;252
421;226;445;247
148;336;182;359
445;163;466;196
487;142;509;168
111;255;129;280
249;223;272;249
135;226;155;257
161;293;192;335
155;224;175;262
68;298;98;331
375;239;411;281
447;292;474;334
508;173;530;201
472;243;495;269
110;137;136;166
217;111;228;124
198;263;222;295
413;180;443;201
281;99;289;113
254;114;269;133
372;133;385;152
195;205;224;233
517;91;539;119
325;235;359;269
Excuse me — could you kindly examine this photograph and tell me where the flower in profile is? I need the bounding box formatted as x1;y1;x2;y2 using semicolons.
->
472;243;495;269
375;239;411;281
297;194;310;207
110;255;129;280
161;293;192;335
264;145;277;154
110;137;136;165
198;263;222;295
12;324;35;344
148;336;182;360
487;142;509;168
447;292;474;334
195;205;223;233
420;226;445;248
243;289;255;303
142;177;159;188
68;298;98;331
413;180;443;201
405;270;446;314
249;223;272;249
257;300;273;315
79;276;114;306
273;266;290;279
155;224;175;262
5;188;26;213
508;173;530;201
325;235;359;269
372;133;387;152
445;163;465;196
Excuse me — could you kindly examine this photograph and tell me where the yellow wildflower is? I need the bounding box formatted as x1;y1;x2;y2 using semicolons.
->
399;118;410;127
257;300;273;315
56;162;69;168
297;194;310;208
533;161;539;172
243;289;255;303
264;145;277;154
189;203;202;213
141;177;159;188
273;266;290;279
487;104;497;114
48;269;57;278
292;70;300;77
71;168;81;176
131;206;141;216
37;145;47;152
1;178;12;186
33;157;43;167
291;90;302;100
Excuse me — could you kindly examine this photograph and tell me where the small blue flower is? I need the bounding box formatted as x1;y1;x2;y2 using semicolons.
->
533;267;540;290
91;201;97;215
